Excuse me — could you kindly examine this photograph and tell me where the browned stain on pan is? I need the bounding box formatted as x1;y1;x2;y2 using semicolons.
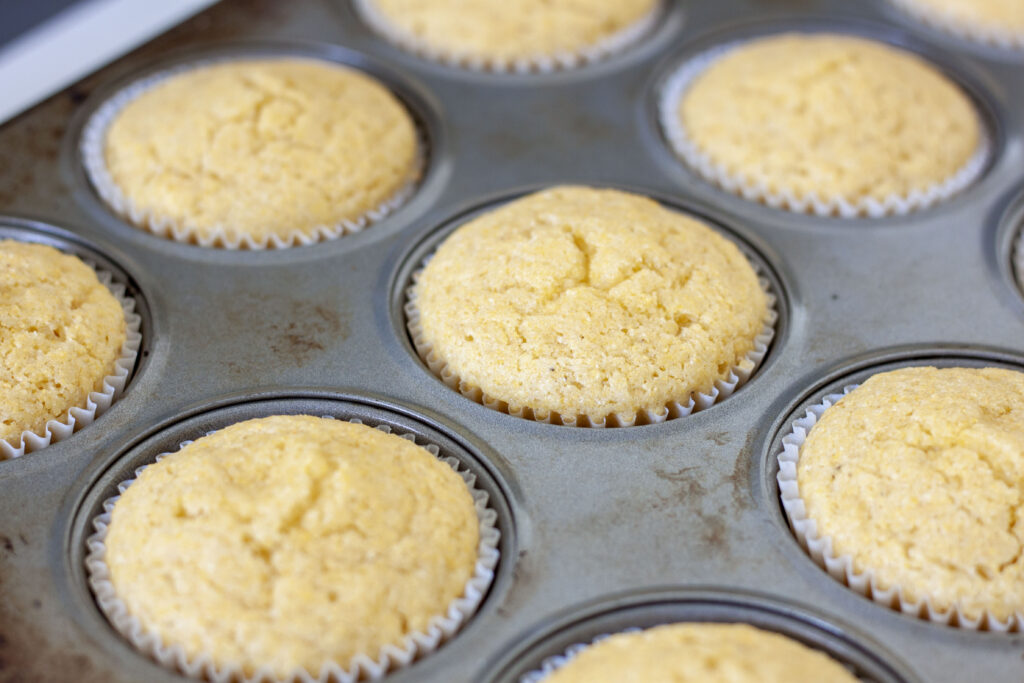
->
0;534;110;683
268;304;345;358
220;293;351;373
729;431;756;511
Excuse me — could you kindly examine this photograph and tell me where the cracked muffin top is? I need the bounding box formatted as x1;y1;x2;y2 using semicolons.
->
103;415;479;677
102;58;418;244
542;622;858;682
675;33;982;204
0;240;125;446
410;185;769;424
798;366;1024;621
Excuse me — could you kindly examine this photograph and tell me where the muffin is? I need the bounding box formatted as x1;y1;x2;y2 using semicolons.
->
83;58;420;249
662;33;986;217
407;186;774;427
890;0;1024;50
355;0;661;71
90;415;494;679
779;366;1024;629
1;240;129;454
536;623;858;682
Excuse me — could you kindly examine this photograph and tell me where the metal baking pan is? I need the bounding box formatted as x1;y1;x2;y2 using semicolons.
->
1;0;1023;680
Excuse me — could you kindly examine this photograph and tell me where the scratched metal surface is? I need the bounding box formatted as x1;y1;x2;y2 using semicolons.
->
0;0;1023;681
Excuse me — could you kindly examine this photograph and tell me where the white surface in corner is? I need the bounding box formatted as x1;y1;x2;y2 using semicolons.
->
0;0;217;125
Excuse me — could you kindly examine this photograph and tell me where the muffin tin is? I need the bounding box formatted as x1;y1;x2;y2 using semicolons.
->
1;0;1023;681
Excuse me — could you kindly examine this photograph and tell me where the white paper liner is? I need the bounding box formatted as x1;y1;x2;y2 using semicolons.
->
659;40;991;218
80;60;424;250
888;0;1024;51
352;0;664;74
405;257;777;428
0;263;142;460
84;418;501;682
519;626;867;682
777;385;1024;632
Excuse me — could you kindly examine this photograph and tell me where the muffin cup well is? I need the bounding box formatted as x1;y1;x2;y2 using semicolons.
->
1;265;142;460
888;0;1024;51
352;0;663;74
84;419;500;682
80;61;424;250
405;260;777;428
1013;229;1024;295
658;40;991;218
777;386;1024;632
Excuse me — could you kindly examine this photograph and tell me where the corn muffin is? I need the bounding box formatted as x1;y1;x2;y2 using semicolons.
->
357;0;660;69
0;240;126;447
666;33;983;214
95;58;419;247
101;415;480;678
796;367;1024;624
408;186;771;426
541;623;858;682
891;0;1024;49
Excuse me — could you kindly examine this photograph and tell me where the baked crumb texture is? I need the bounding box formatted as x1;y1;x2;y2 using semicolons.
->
0;240;132;456
662;33;986;217
408;186;775;427
84;58;419;249
89;415;498;680
890;0;1024;50
354;0;662;72
779;366;1024;630
532;622;859;683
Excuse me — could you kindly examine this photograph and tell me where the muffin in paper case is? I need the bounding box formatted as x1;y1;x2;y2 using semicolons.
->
405;263;777;429
777;383;1024;632
85;418;500;682
659;36;990;218
1;260;142;460
888;0;1024;52
519;623;861;682
80;58;423;250
352;0;663;74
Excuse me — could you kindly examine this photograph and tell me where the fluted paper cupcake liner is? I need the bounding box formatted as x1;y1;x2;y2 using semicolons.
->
80;60;424;250
405;260;777;428
1;265;142;460
777;386;1024;632
85;418;500;682
519;630;635;683
352;0;663;74
659;40;990;218
888;0;1024;51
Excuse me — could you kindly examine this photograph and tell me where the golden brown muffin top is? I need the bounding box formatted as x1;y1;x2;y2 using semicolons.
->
0;240;125;445
543;623;859;682
677;34;981;203
104;58;418;244
799;366;1024;620
412;186;769;424
104;416;480;677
